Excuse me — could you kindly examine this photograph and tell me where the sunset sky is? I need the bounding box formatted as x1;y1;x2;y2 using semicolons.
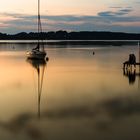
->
0;0;140;33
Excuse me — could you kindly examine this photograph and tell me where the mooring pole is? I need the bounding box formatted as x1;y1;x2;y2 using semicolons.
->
139;41;140;66
138;41;140;89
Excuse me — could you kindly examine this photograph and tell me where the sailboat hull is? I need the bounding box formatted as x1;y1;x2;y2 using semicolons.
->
27;50;46;60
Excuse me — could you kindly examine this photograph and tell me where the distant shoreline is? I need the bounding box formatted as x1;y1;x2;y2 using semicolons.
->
0;40;139;46
0;31;140;41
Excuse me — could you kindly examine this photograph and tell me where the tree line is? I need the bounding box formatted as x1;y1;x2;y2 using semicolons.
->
0;31;140;40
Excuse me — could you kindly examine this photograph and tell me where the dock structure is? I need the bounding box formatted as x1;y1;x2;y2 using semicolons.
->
136;63;140;65
123;42;140;69
123;61;140;69
123;61;138;69
123;68;140;85
122;41;140;88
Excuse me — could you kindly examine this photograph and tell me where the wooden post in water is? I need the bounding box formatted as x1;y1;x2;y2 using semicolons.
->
139;41;140;67
138;41;140;89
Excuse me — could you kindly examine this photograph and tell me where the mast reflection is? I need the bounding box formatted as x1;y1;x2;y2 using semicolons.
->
27;59;47;119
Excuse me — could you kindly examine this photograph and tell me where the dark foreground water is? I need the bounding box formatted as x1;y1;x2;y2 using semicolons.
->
0;43;140;140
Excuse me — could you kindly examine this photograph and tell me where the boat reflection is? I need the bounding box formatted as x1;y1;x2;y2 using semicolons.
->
27;59;47;118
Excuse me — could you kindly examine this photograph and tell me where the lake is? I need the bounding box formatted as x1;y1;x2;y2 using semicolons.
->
0;42;140;140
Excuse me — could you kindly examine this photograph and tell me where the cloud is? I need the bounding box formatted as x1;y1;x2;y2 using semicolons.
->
0;9;140;33
98;8;133;17
98;11;115;17
109;6;122;9
136;1;140;4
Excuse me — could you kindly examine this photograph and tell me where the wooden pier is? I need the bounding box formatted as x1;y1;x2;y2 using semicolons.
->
123;62;140;69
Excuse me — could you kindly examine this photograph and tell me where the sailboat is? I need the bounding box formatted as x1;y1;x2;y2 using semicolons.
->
26;0;48;60
27;59;46;118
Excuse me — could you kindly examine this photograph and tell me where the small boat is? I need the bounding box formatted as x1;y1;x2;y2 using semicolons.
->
26;45;46;60
26;0;48;60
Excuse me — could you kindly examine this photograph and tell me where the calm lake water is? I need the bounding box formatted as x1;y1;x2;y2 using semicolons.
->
0;42;140;140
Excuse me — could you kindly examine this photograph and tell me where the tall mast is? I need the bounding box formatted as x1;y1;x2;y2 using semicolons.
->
38;0;44;51
38;0;40;44
38;0;40;34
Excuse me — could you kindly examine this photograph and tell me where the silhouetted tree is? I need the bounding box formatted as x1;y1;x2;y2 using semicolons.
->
0;31;140;40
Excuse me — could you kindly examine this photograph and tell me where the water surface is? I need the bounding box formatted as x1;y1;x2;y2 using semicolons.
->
0;43;140;140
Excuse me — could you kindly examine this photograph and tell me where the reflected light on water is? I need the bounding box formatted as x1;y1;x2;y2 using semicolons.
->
0;45;140;140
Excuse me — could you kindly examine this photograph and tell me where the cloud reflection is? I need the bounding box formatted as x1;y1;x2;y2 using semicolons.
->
1;91;140;120
0;91;140;139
